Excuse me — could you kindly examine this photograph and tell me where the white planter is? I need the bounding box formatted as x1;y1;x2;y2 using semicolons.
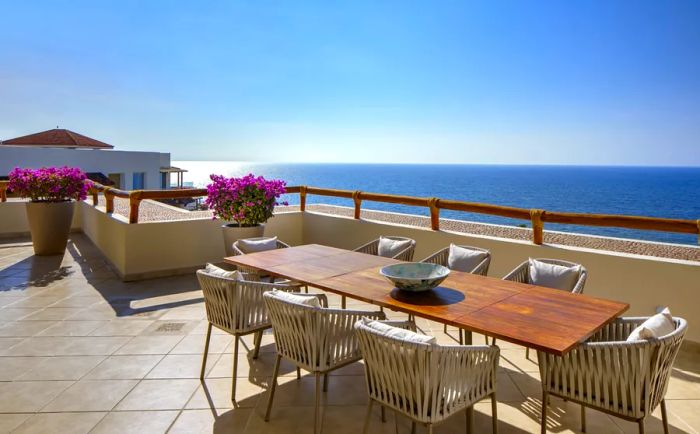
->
222;223;265;256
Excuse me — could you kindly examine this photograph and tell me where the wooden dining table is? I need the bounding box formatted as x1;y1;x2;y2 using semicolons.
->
225;244;629;355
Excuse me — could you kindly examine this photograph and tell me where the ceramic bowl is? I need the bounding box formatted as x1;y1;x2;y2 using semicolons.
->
379;262;450;292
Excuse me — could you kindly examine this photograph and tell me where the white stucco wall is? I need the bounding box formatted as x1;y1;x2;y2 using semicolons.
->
0;146;170;190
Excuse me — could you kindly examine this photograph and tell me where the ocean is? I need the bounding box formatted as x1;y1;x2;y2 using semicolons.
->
174;161;700;246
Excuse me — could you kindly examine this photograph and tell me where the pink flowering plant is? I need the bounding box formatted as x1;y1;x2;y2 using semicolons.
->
8;166;91;202
205;173;288;226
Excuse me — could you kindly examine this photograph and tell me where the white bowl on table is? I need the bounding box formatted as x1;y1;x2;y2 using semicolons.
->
379;262;451;292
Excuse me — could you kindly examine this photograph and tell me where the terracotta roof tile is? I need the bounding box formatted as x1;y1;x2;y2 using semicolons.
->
1;129;114;149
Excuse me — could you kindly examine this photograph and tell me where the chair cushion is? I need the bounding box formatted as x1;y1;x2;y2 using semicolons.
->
627;308;676;341
269;289;321;308
237;236;278;254
447;244;488;272
360;318;436;344
377;237;412;258
528;258;581;291
205;263;242;280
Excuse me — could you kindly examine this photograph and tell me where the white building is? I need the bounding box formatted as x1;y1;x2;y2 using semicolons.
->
0;128;185;190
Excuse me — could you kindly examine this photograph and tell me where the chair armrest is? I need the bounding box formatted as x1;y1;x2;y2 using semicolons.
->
420;248;448;266
435;345;500;407
502;260;528;283
354;239;379;255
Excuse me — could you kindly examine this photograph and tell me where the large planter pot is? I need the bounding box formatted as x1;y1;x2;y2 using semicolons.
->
222;223;265;256
25;201;75;256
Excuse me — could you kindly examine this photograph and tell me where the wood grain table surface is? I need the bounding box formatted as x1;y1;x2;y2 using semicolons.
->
225;244;629;355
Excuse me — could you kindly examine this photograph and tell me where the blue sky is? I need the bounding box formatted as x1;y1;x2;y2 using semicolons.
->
1;1;699;165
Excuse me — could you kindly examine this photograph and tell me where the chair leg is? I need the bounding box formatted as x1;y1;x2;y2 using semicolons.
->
362;399;374;434
297;367;301;379
199;323;212;380
393;410;400;434
466;405;474;434
660;400;669;434
427;424;433;434
580;405;586;432
381;405;386;423
264;354;282;422
323;373;329;392
411;421;416;434
231;336;240;403
638;419;645;434
540;391;548;434
315;373;323;434
252;330;263;360
492;392;498;434
341;296;346;309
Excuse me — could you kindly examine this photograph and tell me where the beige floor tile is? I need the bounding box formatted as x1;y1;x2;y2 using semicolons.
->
499;348;541;373
84;354;164;380
169;408;253;434
0;380;73;412
186;377;265;409
12;412;106;434
0;356;50;380
115;379;200;410
114;335;184;355
612;402;697;434
0;308;38;321
22;307;85;321
0;413;32;433
6;296;67;308
63;336;132;355
321;404;397;434
89;319;155;336
0;336;73;356
0;320;56;337
90;410;179;434
36;320;107;337
17;355;105;380
208;352;297;380
170;333;232;354
48;295;105;308
245;406;321;434
42;379;138;412
146;354;220;379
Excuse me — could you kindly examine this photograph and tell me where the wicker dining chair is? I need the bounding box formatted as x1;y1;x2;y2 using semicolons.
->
230;237;308;292
421;245;492;344
538;316;687;434
497;258;588;355
196;269;300;404
263;291;403;434
353;236;416;261
351;236;416;310
355;320;501;434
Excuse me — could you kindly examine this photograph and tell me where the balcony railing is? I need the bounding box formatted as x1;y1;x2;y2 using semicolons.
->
2;180;699;245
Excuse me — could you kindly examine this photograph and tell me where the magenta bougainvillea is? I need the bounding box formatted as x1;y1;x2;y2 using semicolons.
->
205;173;288;226
8;166;91;202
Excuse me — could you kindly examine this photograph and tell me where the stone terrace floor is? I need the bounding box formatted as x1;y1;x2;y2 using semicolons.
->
0;234;698;434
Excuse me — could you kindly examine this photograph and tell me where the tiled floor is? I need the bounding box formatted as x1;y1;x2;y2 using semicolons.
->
0;234;698;433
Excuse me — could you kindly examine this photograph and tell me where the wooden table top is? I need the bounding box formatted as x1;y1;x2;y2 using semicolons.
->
225;244;629;355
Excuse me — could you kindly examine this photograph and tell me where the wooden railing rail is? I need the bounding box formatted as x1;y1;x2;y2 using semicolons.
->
3;180;698;245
